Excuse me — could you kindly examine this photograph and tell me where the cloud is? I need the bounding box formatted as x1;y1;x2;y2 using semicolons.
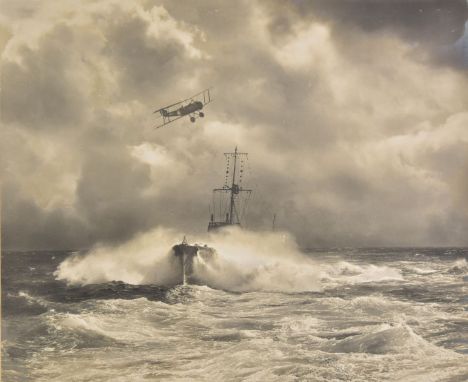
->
277;0;467;44
265;0;467;68
1;0;468;249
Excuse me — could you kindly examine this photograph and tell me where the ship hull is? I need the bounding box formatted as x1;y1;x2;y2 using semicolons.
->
207;221;240;231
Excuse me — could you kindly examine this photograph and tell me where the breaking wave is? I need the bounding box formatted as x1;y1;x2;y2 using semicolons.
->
55;227;402;292
447;258;468;274
320;324;444;355
323;261;402;284
55;228;184;286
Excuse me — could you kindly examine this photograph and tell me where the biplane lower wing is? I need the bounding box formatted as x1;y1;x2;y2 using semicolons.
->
155;114;185;129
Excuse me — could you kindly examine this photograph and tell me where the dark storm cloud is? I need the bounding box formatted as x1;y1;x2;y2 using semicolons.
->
75;131;154;243
2;24;88;129
267;0;467;67
287;0;467;43
1;0;468;249
103;11;199;99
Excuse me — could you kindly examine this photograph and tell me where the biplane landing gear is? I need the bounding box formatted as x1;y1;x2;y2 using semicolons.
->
190;116;196;123
199;112;205;118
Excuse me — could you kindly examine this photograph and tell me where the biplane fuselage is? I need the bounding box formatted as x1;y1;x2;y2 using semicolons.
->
162;101;203;117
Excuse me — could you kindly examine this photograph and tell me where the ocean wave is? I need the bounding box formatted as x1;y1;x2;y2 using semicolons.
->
447;258;468;274
408;266;438;275
322;261;403;285
320;324;447;355
2;291;50;317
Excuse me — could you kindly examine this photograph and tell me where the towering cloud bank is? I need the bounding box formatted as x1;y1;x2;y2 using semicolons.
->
1;0;467;249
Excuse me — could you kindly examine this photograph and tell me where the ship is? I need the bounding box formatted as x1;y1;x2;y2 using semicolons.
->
171;147;252;284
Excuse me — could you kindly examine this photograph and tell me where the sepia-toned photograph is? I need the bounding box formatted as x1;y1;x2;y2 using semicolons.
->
1;0;468;381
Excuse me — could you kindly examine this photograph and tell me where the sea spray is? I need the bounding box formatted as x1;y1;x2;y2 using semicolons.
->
55;226;401;292
55;227;183;285
55;227;324;291
192;228;323;292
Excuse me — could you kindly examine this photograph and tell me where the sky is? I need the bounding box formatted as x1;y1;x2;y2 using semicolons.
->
1;0;468;250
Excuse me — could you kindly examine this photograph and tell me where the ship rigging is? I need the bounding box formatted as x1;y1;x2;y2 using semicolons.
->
208;147;252;231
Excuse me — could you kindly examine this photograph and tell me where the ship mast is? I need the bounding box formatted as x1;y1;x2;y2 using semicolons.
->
208;147;252;231
229;147;238;224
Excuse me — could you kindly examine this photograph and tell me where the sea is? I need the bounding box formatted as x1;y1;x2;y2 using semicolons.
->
2;244;468;381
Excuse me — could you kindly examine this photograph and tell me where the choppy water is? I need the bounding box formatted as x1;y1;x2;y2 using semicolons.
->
2;247;468;381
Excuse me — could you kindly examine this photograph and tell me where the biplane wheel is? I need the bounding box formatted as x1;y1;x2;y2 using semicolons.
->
190;116;196;123
199;112;205;118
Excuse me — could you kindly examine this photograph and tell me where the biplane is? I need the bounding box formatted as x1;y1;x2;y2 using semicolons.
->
153;88;212;129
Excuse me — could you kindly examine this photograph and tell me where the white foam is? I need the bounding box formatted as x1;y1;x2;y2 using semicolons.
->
322;261;403;285
410;266;437;275
321;323;447;356
55;226;410;293
55;227;184;285
448;258;468;273
26;284;466;382
55;227;324;292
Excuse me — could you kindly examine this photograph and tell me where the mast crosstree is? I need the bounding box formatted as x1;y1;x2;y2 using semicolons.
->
208;147;252;231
